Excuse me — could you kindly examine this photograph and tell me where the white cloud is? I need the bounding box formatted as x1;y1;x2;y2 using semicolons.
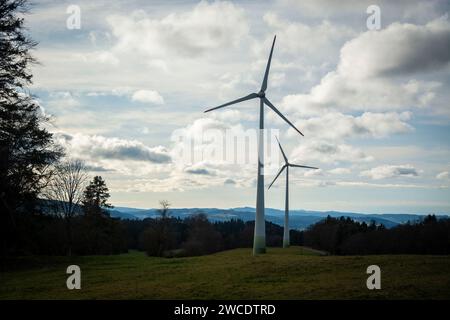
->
107;1;249;58
270;72;286;88
131;90;164;104
337;181;433;189
263;13;355;57
75;51;120;66
360;164;419;180
291;140;373;165
118;176;205;193
171;117;229;142
55;132;171;166
208;109;257;123
281;0;450;28
280;17;449;114
281;73;440;114
329;167;351;175
280;0;376;17
31;1;252;97
87;87;133;97
303;168;323;177
436;171;449;179
286;111;413;139
47;91;80;109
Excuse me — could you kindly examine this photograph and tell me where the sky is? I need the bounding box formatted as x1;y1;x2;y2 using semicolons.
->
26;0;450;213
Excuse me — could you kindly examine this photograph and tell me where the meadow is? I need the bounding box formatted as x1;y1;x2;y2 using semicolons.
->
1;247;449;300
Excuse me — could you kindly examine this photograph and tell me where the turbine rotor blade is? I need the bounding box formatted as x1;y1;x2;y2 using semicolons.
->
204;93;258;113
260;35;276;93
268;164;286;189
263;97;304;136
289;164;319;170
275;136;288;163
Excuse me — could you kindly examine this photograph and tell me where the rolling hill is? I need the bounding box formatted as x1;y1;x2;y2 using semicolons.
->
108;206;447;230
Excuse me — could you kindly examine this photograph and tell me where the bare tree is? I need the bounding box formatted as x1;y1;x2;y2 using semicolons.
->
142;200;175;256
45;160;88;255
158;200;171;219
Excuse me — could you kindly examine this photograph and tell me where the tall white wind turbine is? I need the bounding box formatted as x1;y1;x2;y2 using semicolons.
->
204;36;304;255
268;137;318;248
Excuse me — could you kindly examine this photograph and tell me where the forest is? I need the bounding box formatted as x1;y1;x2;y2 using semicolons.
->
302;215;450;255
4;195;450;259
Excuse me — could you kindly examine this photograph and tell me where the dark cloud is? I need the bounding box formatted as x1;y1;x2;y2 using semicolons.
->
315;143;337;154
84;164;114;172
55;132;73;141
224;178;236;185
56;132;171;164
395;167;418;177
340;17;450;79
361;165;419;180
185;168;213;175
381;29;450;76
95;145;171;163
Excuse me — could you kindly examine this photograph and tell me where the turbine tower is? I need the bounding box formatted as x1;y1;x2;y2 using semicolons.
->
204;36;304;255
268;137;318;248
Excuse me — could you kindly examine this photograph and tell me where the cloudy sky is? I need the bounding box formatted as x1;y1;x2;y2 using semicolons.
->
27;0;450;213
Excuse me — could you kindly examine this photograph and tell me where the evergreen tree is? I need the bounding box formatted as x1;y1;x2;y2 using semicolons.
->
1;0;61;255
82;176;112;215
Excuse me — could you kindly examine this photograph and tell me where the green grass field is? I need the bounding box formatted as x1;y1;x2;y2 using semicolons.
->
1;247;450;299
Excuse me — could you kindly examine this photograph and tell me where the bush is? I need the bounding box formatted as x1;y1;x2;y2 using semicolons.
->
140;218;178;257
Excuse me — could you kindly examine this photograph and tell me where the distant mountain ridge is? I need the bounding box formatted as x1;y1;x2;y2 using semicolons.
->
109;206;448;230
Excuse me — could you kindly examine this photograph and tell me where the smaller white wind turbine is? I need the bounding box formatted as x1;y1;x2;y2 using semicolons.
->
268;137;319;248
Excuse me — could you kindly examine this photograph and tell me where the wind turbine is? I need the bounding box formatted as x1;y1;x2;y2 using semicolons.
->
268;137;318;248
204;36;304;255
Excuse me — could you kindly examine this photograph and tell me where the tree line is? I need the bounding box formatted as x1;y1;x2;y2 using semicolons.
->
302;215;450;255
3;169;128;257
125;202;302;257
124;210;450;257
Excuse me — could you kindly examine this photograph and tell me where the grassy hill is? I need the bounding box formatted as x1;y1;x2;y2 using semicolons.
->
1;247;450;299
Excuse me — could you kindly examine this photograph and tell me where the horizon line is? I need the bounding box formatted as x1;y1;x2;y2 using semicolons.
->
109;205;450;216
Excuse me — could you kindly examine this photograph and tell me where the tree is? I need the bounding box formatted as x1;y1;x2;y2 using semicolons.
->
79;176;128;255
141;200;178;257
1;0;62;256
0;0;35;99
82;176;112;215
158;200;171;219
182;213;223;256
44;160;88;255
